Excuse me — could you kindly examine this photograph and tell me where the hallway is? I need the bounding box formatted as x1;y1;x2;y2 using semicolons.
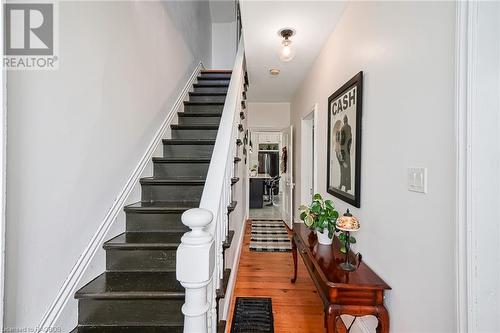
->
226;221;348;333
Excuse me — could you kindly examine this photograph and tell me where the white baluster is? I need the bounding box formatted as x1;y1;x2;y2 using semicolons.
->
177;208;215;333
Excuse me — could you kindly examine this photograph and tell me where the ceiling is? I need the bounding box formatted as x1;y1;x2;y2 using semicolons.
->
209;0;236;23
240;0;346;102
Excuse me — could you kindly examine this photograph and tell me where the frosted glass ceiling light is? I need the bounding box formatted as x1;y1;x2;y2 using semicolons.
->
278;28;296;62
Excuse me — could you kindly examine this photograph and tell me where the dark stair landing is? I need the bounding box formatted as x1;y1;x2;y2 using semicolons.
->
72;70;233;332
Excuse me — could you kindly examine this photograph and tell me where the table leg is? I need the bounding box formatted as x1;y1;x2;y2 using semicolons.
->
291;236;298;283
376;305;390;333
324;304;342;333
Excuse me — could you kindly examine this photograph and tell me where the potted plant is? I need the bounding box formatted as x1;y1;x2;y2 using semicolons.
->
298;193;339;245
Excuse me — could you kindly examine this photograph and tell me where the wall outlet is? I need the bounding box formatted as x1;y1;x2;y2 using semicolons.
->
408;167;427;193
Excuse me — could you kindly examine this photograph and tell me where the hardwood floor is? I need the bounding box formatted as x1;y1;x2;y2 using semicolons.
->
225;220;348;333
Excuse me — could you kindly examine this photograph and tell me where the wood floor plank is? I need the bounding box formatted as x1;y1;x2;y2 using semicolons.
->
226;220;346;333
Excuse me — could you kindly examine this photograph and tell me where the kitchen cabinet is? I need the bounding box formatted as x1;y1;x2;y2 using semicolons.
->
257;132;280;144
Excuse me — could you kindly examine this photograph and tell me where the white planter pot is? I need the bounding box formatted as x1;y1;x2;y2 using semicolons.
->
317;229;333;245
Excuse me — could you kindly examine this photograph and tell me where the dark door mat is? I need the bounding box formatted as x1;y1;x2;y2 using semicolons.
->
230;297;274;333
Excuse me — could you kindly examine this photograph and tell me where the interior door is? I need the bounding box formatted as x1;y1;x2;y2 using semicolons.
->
281;126;294;229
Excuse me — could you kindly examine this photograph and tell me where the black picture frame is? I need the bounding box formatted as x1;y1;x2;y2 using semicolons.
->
327;72;363;207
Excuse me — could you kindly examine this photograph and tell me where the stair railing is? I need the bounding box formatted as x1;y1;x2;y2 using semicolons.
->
177;39;245;333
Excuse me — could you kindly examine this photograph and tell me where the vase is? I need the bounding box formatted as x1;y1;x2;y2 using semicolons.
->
317;228;333;245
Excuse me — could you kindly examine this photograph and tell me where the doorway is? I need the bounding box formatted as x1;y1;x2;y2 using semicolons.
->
248;129;284;220
300;105;318;217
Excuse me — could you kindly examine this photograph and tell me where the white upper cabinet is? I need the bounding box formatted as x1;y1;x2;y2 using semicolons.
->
256;132;280;144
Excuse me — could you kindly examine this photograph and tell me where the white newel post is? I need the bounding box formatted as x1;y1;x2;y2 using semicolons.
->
177;208;215;333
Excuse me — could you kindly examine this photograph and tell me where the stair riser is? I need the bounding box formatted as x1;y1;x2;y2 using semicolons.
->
189;95;226;103
195;79;229;86
153;162;209;178
171;129;218;140
193;86;228;93
178;116;221;125
141;184;204;202
78;299;183;326
106;249;176;272
184;104;224;113
163;144;214;158
199;73;231;79
126;212;187;232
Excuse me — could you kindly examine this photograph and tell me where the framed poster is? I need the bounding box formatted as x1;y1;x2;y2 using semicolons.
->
327;72;363;207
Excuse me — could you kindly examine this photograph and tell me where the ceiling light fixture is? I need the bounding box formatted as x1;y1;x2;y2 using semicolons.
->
278;28;296;62
269;68;280;76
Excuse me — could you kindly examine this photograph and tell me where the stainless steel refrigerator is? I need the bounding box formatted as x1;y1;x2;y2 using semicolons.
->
258;151;279;177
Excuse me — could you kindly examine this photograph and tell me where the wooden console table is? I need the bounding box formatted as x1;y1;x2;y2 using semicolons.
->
291;223;391;332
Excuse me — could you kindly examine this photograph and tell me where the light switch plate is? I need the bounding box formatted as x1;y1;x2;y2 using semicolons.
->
408;167;427;193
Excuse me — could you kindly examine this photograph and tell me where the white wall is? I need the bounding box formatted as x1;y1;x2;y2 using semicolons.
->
247;102;290;129
291;2;457;332
5;1;211;330
212;21;237;69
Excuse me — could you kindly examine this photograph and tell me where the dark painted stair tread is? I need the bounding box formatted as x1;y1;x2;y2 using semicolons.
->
189;92;227;96
201;69;232;73
223;230;235;250
104;232;183;250
231;177;240;185
152;157;211;163
170;124;219;130
197;76;229;80
140;177;206;184
216;269;231;299
162;139;215;145
75;272;184;299
71;326;183;333
125;201;198;212
227;201;237;213
177;112;222;117
183;101;224;105
193;83;229;88
236;139;242;146
234;157;241;163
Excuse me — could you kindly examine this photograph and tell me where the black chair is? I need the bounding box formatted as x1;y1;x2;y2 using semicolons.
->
265;176;280;206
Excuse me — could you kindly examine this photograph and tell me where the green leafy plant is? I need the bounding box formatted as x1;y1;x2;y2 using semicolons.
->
298;193;339;238
250;164;257;172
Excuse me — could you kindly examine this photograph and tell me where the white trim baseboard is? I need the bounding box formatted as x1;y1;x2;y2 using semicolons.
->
221;218;247;320
36;62;204;332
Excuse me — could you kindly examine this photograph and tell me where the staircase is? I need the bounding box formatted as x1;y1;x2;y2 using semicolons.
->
71;70;237;333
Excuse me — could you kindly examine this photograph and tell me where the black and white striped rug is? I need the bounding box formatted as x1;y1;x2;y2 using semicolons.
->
250;220;291;252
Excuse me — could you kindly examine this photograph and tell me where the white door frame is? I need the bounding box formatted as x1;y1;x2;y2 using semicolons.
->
300;103;318;207
246;127;284;219
0;2;6;328
455;2;500;331
456;2;475;330
281;125;294;228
